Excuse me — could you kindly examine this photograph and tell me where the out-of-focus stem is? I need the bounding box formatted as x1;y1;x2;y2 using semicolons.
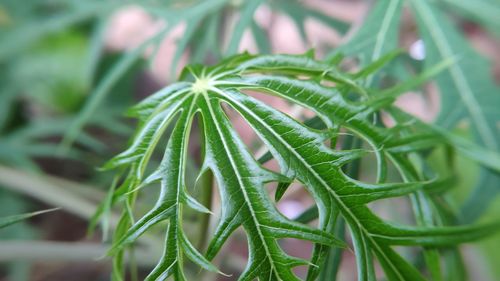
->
0;241;157;265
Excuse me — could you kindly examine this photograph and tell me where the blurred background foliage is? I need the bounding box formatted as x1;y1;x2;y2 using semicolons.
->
0;0;499;280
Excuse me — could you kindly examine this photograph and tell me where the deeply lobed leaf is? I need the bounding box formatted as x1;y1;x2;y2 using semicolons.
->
103;53;500;281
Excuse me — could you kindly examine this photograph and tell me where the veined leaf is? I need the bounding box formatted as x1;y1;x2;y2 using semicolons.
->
104;53;500;281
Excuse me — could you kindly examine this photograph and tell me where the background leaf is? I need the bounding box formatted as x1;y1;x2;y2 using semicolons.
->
410;0;500;222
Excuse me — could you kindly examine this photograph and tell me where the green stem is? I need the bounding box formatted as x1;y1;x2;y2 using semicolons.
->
0;241;157;265
195;115;214;252
0;165;163;255
196;169;214;251
0;165;105;220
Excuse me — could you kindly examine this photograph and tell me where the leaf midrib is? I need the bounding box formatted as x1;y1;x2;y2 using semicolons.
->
366;0;401;86
411;0;497;150
216;88;408;280
139;94;192;178
201;91;283;280
372;0;400;61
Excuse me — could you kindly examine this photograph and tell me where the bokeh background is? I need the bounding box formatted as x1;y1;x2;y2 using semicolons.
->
0;0;499;280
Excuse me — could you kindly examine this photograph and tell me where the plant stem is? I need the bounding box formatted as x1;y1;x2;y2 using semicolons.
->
0;165;104;221
192;115;214;252
195;169;213;251
0;165;163;254
0;241;158;265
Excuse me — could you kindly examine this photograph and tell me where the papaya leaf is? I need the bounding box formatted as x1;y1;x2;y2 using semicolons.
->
104;53;500;281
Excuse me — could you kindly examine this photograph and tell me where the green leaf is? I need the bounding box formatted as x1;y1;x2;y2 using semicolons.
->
334;0;402;86
60;30;162;150
410;0;500;221
226;0;264;55
439;0;500;36
104;53;500;280
273;0;349;41
410;0;500;150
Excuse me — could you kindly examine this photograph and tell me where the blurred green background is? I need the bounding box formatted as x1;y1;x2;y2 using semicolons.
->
0;0;499;280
